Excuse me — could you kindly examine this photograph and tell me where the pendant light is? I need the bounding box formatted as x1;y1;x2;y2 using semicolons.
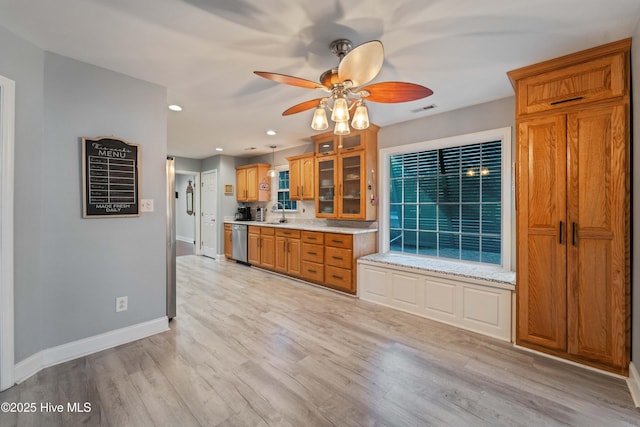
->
266;145;277;178
351;101;370;130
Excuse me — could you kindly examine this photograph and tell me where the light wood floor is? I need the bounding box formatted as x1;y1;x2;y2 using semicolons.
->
1;255;638;426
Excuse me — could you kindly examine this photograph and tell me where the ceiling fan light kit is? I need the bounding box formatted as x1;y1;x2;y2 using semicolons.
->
254;38;433;135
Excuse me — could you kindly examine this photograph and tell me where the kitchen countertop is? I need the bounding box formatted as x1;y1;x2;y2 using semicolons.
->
224;220;378;235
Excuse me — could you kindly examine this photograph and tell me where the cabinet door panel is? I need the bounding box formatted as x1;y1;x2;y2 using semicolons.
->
289;159;301;200
236;169;247;201
287;239;302;277
566;105;629;368
301;157;315;199
246;167;258;201
261;234;275;269
248;232;261;265
516;116;567;351
275;236;288;273
339;151;364;219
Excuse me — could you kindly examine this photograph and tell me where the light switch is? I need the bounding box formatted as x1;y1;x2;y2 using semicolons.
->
141;199;154;212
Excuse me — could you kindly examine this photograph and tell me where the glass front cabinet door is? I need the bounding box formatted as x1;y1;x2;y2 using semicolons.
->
339;151;365;219
316;156;337;218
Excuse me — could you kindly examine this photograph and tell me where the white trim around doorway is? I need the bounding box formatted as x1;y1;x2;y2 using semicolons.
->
0;74;16;391
176;170;201;255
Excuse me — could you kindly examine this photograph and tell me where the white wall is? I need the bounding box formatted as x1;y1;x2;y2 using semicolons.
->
175;173;196;242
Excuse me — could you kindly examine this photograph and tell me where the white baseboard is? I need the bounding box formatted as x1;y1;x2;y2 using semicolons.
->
13;317;168;384
627;361;640;407
176;235;194;243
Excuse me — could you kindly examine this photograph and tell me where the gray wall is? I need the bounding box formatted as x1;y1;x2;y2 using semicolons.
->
40;52;167;350
632;24;639;369
0;25;45;361
174;156;201;172
175;173;196;241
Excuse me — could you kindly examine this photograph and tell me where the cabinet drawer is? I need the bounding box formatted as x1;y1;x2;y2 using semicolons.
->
302;231;324;244
224;223;232;230
248;225;261;234
325;246;352;269
302;261;324;283
325;233;353;249
260;226;275;236
515;53;626;115
302;243;324;263
325;265;352;289
276;229;301;238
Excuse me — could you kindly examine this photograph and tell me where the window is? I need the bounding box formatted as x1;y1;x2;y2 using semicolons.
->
276;170;297;211
381;128;511;268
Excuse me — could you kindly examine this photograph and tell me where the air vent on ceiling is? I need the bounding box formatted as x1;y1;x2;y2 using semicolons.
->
411;104;437;113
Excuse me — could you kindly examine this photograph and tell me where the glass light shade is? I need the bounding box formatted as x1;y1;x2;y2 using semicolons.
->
333;120;351;135
311;106;329;131
331;97;350;121
266;169;277;178
351;104;370;130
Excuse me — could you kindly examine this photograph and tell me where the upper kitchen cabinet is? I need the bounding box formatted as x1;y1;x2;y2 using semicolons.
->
508;41;628;116
312;125;378;221
313;125;379;156
287;152;315;200
236;163;271;202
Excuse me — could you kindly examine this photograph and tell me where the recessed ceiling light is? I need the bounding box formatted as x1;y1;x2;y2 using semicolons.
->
168;104;183;111
266;129;277;136
215;148;223;152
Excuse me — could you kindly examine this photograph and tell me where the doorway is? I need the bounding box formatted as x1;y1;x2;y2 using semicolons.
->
175;171;200;256
0;75;16;391
201;169;218;258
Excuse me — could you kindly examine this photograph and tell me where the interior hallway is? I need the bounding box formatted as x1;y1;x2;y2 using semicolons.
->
0;255;638;426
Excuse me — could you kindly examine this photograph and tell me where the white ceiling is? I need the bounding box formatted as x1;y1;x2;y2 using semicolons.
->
1;0;639;159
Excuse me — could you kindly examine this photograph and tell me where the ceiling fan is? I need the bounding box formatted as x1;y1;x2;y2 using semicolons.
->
254;39;433;135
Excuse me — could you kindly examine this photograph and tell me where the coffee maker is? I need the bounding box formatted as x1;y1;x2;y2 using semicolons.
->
235;206;251;221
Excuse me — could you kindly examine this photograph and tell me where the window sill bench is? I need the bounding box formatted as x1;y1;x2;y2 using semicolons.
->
357;253;515;341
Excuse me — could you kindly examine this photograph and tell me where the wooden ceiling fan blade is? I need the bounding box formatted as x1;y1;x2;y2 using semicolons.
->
254;71;325;90
360;82;433;103
337;40;384;87
282;98;324;116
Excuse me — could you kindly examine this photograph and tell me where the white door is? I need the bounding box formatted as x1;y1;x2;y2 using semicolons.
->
201;170;218;258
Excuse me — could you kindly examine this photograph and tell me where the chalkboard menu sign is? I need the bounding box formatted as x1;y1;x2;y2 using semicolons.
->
82;136;140;218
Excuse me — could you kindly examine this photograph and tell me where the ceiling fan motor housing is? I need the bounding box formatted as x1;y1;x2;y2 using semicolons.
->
329;39;353;59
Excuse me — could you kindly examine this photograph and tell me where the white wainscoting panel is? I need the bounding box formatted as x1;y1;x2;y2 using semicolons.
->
358;260;513;341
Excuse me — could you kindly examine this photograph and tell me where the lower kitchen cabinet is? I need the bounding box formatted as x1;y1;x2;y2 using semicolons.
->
248;225;276;270
301;231;324;283
239;223;377;294
224;224;233;260
275;229;302;277
248;226;261;265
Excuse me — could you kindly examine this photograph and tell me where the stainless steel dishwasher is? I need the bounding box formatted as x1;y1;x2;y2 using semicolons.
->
231;224;248;263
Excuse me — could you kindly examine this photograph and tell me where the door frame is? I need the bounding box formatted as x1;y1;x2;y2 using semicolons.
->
200;169;218;257
175;169;201;255
0;75;16;391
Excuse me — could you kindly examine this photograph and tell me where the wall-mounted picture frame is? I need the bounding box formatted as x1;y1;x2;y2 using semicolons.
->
82;136;140;218
224;184;233;195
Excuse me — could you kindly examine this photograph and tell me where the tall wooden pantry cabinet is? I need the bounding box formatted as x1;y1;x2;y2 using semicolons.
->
507;39;631;375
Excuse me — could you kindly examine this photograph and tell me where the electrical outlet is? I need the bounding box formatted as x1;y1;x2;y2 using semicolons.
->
116;296;128;312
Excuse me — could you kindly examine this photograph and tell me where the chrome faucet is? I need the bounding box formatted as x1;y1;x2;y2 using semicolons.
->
272;202;287;223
